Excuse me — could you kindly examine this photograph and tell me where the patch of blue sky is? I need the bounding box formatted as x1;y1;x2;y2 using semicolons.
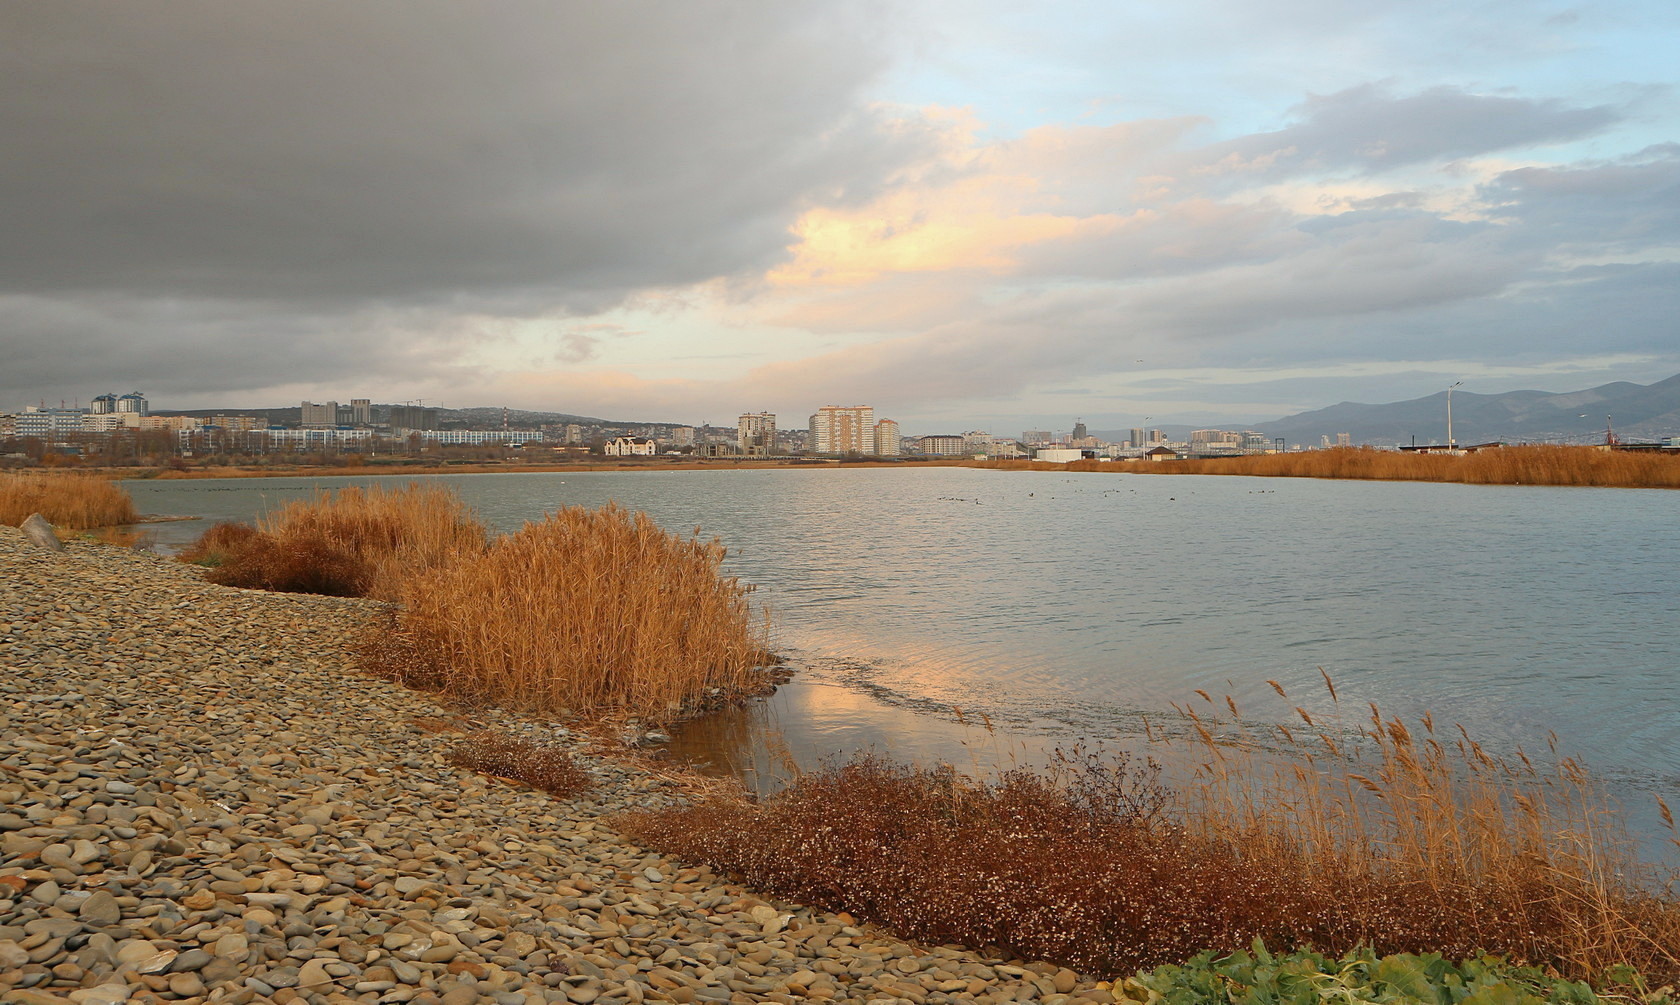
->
877;0;1679;150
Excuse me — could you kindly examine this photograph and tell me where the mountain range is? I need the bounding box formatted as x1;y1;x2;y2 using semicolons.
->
1099;373;1680;447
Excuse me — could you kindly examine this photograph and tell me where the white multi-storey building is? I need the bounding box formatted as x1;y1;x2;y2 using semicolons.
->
604;436;657;457
15;406;88;440
300;400;339;428
809;405;875;455
737;412;777;456
421;429;545;446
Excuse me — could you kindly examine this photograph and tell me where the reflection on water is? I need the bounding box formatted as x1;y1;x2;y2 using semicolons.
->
125;467;1680;847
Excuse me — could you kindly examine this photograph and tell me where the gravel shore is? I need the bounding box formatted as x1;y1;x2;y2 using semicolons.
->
1;526;1114;1005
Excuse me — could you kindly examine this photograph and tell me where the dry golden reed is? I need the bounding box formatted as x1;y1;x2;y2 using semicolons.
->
623;679;1680;983
0;471;139;530
980;445;1680;488
362;502;770;724
183;483;486;599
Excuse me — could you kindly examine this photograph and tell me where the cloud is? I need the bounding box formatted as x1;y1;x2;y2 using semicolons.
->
1;2;1673;429
1195;84;1620;179
0;2;917;306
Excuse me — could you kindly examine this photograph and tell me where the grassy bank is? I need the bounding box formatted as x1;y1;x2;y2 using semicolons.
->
621;681;1680;985
974;446;1680;488
0;470;139;529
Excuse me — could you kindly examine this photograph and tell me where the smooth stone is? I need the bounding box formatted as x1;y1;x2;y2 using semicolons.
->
171;947;213;972
0;940;31;968
168;972;206;997
297;958;335;987
77;891;120;927
68;986;134;1005
20;514;63;552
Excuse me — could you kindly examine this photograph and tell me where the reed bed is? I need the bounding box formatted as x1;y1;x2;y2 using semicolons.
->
362;502;771;724
0;471;139;529
180;483;487;599
621;678;1680;984
1051;446;1680;488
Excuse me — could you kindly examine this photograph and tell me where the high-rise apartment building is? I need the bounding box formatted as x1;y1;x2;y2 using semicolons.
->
874;419;900;456
388;404;438;431
671;426;695;447
1128;428;1145;449
808;405;875;454
1072;420;1088;440
350;399;372;426
737;412;777;456
301;400;339;428
1022;430;1052;444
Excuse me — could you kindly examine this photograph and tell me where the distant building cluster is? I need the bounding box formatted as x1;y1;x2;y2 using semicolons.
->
0;390;548;460
4;389;1317;466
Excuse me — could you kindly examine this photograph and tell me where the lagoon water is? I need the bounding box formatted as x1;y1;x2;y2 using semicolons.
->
125;467;1680;846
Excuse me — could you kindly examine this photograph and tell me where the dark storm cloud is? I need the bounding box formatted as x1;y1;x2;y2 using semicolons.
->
0;294;478;404
1196;84;1619;177
0;1;913;305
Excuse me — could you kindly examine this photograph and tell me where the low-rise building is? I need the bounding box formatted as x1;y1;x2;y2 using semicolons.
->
918;434;967;456
604;436;657;457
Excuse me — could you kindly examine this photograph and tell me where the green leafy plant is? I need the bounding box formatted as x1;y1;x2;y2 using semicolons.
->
1121;943;1675;1005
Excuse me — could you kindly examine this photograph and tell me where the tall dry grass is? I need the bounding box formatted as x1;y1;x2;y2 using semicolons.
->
1082;446;1680;488
622;678;1680;983
182;483;487;599
0;471;139;530
362;502;771;723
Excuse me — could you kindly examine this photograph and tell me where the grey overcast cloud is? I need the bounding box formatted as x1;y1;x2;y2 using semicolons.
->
3;0;1678;430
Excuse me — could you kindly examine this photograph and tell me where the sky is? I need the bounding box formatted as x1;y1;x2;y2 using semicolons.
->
3;1;1678;435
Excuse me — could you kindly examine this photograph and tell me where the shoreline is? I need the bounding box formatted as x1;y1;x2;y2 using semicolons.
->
75;458;973;481
0;527;1115;1004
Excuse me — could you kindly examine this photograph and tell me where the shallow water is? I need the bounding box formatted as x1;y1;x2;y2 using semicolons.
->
126;467;1680;850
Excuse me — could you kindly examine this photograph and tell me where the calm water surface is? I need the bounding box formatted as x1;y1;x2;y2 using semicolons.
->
126;468;1680;846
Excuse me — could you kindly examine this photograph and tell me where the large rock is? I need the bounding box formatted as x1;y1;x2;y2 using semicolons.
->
20;513;64;552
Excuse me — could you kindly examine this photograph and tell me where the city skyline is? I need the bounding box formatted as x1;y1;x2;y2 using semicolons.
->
3;3;1678;429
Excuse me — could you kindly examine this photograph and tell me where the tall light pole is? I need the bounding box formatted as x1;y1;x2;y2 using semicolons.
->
1446;381;1462;448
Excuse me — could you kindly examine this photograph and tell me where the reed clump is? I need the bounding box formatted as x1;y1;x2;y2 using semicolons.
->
0;471;139;529
362;502;771;724
620;680;1680;983
445;730;592;798
1087;446;1680;488
180;483;487;599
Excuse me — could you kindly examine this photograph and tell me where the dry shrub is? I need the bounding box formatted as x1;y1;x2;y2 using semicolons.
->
183;484;486;599
621;686;1680;983
363;502;770;723
1088;446;1680;488
446;730;592;798
0;471;139;529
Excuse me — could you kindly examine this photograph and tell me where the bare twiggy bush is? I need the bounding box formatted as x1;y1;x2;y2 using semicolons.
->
1063;446;1680;488
362;502;771;723
0;471;138;529
622;685;1680;983
445;731;592;798
182;484;487;599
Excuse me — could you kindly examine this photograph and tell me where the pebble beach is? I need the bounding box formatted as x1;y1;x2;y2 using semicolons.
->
0;526;1113;1005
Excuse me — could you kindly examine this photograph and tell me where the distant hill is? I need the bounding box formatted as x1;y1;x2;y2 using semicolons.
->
1249;374;1680;447
156;403;636;428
